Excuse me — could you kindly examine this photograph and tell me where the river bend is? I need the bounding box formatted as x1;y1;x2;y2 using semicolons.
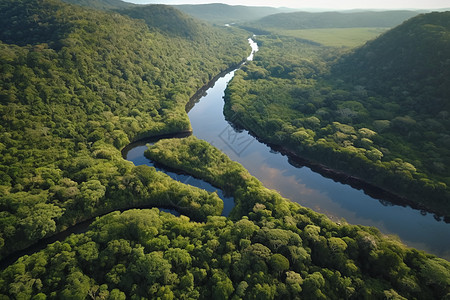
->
182;38;450;259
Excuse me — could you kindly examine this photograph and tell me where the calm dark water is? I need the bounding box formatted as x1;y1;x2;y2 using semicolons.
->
123;138;234;217
184;38;450;259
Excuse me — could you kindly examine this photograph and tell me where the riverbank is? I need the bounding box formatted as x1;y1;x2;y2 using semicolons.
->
270;142;449;222
184;37;450;258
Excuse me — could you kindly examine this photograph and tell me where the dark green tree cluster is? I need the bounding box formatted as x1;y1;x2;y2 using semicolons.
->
61;0;133;11
224;13;450;216
245;10;420;31
5;137;447;298
145;136;253;196
1;0;449;298
0;0;248;259
174;4;292;25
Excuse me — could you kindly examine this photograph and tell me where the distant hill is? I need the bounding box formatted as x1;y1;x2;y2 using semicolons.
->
223;11;450;217
117;5;207;39
333;11;450;109
0;0;249;260
61;0;216;40
174;3;297;24
61;0;133;10
248;10;421;29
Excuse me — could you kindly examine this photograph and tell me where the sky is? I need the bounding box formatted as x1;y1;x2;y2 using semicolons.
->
124;0;450;10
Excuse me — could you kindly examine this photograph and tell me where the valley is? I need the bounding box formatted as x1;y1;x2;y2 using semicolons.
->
0;0;449;298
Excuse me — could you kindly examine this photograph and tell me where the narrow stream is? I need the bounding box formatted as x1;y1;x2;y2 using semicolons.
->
122;134;235;216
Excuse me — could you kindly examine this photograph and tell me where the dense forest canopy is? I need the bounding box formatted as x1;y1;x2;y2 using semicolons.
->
2;136;450;299
0;0;248;259
117;5;213;39
224;12;450;216
243;10;422;31
61;0;133;10
0;0;449;298
174;4;296;25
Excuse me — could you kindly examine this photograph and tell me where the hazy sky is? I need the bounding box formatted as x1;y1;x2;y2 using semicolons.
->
125;0;449;10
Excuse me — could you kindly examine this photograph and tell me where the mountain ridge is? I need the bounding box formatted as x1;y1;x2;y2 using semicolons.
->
333;11;450;109
247;10;422;29
61;0;133;10
174;3;298;24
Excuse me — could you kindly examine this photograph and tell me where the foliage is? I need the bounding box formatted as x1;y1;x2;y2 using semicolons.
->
146;136;253;196
0;0;248;259
333;12;450;103
224;12;450;216
3;138;448;298
174;3;295;25
118;5;212;39
61;0;133;10
266;27;388;48
246;10;421;30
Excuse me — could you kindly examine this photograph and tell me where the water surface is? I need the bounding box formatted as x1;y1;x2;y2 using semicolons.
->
123;138;234;217
185;39;450;259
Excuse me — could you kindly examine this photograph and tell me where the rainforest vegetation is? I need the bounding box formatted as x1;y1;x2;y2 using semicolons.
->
245;10;421;30
2;136;450;299
224;11;450;217
1;0;450;298
0;0;248;259
174;4;295;25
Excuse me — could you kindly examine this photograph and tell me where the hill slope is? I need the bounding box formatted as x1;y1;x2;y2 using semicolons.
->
0;0;248;259
175;3;296;24
248;10;421;29
333;11;450;105
61;0;132;10
224;11;450;216
118;4;208;39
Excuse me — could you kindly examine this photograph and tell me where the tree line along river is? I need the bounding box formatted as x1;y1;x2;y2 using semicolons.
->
1;39;448;269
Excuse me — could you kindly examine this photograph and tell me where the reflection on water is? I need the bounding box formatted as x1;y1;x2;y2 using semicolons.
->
124;143;235;217
186;39;450;259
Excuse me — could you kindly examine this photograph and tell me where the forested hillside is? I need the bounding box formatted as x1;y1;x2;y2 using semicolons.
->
1;0;449;298
61;0;132;10
2;136;450;299
174;4;296;24
246;10;421;30
118;5;214;39
224;12;450;216
0;0;248;259
333;11;450;105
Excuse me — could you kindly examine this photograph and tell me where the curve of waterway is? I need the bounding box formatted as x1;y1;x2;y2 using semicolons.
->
184;38;450;259
2;39;448;269
0;133;235;269
122;133;235;216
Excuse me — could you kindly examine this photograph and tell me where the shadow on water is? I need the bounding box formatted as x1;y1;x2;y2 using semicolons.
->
122;133;235;218
3;38;449;269
186;38;450;260
0;205;181;270
225;109;449;224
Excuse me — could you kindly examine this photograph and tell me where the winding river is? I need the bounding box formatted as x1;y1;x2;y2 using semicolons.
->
2;39;448;269
123;134;235;217
150;38;448;259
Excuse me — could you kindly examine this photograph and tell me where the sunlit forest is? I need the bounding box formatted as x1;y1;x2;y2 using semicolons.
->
225;12;450;216
0;0;449;298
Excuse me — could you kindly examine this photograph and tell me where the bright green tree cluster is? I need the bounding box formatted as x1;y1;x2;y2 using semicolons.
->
4;137;447;299
0;0;249;259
